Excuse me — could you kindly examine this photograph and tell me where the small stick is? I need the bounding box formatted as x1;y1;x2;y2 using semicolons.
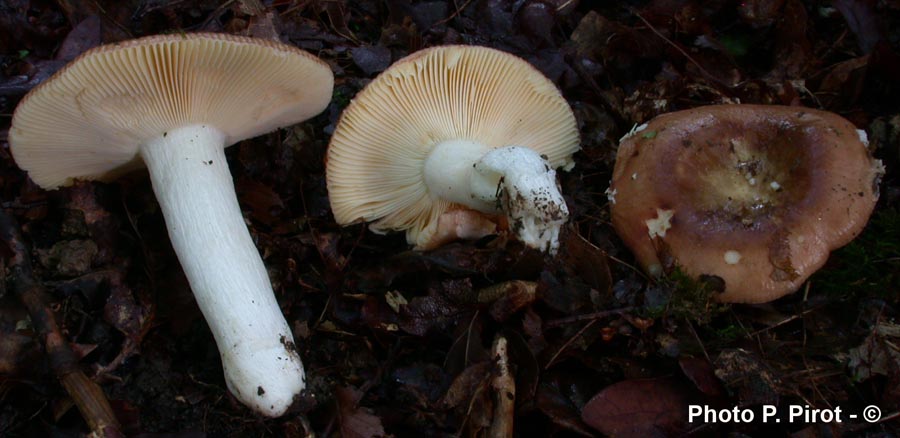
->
629;8;723;87
544;307;633;329
0;210;122;437
544;319;598;370
489;336;515;438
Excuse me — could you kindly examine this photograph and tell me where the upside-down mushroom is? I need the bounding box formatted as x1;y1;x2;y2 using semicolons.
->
9;33;334;416
326;45;580;253
609;104;883;303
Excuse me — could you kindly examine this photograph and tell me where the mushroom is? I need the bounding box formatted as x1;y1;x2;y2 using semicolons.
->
9;33;334;416
326;45;580;253
609;104;884;303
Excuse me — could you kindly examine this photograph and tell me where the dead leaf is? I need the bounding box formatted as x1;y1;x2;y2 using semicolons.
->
65;182;111;228
444;312;489;374
400;278;475;336
570;10;660;65
0;60;66;96
476;280;537;322
517;1;554;46
439;360;494;433
847;321;900;381
235;178;286;227
0;330;34;374
679;356;726;397
538;270;592;315
834;0;883;53
581;377;690;437
438;361;492;409
248;11;283;42
391;362;450;406
312;231;347;273
738;0;786;28
55;15;101;62
769;0;812;79
408;2;447;31
69;342;97;359
561;231;613;297
351;45;392;75
336;386;386;438
63;182;119;264
569;11;612;59
714;348;781;406
535;382;594;436
103;270;151;342
522;307;543;340
501;330;540;402
359;295;400;332
37;240;98;277
319;1;357;43
478;0;515;40
817;54;869;108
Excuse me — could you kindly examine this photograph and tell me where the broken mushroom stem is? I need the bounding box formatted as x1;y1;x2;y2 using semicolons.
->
424;140;568;253
140;124;304;416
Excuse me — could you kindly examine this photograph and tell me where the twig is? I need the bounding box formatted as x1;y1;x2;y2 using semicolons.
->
606;254;649;281
683;318;711;362
629;8;724;87
745;301;826;338
555;0;575;11
436;0;475;25
55;0;77;25
89;0;132;38
544;307;633;329
200;0;237;29
489;336;515;438
0;210;122;437
570;59;628;126
544;319;598;370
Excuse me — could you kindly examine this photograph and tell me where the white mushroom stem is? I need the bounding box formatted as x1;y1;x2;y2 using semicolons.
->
140;124;304;417
424;139;569;253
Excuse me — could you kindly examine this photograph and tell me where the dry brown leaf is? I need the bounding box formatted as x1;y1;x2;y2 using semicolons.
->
336;386;386;438
581;377;690;437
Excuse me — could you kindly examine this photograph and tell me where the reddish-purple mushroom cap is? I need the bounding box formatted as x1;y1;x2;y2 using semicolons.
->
609;104;883;303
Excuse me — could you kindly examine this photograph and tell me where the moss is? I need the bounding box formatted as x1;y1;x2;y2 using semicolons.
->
643;267;730;325
667;268;730;324
711;324;742;343
812;208;900;300
332;88;351;108
719;33;751;58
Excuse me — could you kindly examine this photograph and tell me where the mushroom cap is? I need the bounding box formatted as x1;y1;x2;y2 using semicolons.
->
10;33;334;189
610;105;882;303
325;45;579;247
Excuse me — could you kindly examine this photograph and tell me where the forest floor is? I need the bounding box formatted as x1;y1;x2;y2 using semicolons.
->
1;0;899;437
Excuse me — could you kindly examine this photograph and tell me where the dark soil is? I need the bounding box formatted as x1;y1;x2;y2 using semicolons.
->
1;1;899;437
